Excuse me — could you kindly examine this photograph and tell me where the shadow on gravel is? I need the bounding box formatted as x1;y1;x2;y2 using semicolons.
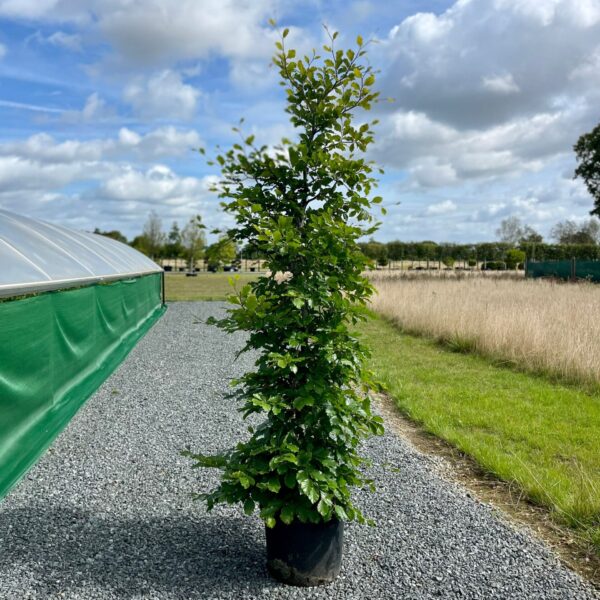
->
0;505;274;598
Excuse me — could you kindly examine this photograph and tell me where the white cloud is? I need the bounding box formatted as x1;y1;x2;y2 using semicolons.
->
86;165;223;233
46;30;82;51
97;0;276;67
425;199;457;215
0;0;291;90
0;155;109;191
100;164;209;205
390;11;452;44
0;133;103;163
0;145;212;238
375;95;597;187
0;127;201;164
494;0;600;27
26;29;82;51
482;73;520;95
123;126;200;159
124;70;200;120
383;0;600;129
0;127;203;226
229;59;276;90
81;92;108;119
411;161;458;188
0;0;82;21
391;110;456;143
61;92;114;123
0;99;64;113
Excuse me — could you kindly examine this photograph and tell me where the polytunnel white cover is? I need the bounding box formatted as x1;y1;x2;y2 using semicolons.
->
0;208;162;297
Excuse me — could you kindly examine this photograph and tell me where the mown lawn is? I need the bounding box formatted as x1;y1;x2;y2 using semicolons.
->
358;314;600;552
164;273;600;552
165;272;258;301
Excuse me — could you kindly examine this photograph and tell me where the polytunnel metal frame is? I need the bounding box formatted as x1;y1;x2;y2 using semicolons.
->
0;208;166;500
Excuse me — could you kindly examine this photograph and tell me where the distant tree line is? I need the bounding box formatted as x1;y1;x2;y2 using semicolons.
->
93;212;600;271
358;239;600;267
94;211;236;271
358;217;600;268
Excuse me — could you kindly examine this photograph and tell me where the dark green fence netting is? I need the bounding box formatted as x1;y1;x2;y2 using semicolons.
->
0;273;165;499
526;260;572;280
526;260;600;282
574;260;600;282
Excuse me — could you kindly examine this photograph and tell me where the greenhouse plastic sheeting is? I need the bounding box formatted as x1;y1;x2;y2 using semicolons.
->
0;208;161;298
0;273;165;499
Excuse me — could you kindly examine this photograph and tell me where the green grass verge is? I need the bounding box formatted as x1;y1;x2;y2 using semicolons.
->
165;272;258;301
357;314;600;553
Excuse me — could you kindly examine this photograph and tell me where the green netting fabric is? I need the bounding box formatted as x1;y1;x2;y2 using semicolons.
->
0;273;165;499
526;260;600;282
526;260;572;280
574;260;600;282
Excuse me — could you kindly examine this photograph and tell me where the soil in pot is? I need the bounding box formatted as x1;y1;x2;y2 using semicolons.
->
265;518;344;586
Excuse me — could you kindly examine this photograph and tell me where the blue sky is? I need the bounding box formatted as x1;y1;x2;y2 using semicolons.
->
0;0;599;243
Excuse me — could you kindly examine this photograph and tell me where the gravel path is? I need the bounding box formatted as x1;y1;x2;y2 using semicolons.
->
1;302;598;600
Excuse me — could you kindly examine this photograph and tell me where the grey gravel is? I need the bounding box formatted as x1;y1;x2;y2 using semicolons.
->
1;302;598;600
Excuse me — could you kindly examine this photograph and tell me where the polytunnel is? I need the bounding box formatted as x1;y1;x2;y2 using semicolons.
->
0;208;166;499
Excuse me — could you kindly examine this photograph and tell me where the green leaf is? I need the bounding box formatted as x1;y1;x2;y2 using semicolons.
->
317;498;331;517
282;27;289;38
266;477;281;493
265;516;277;528
245;294;258;311
293;396;314;410
356;35;363;46
334;505;348;521
238;474;254;489
280;505;294;524
244;499;255;515
299;478;320;504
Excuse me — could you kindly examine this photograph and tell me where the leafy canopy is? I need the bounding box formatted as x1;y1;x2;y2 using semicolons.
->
205;235;237;270
183;26;385;528
574;123;600;217
181;214;206;269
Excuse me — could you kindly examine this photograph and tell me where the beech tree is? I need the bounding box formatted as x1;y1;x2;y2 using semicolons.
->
184;28;385;528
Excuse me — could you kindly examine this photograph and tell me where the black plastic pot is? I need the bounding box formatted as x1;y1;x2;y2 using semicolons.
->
265;518;344;586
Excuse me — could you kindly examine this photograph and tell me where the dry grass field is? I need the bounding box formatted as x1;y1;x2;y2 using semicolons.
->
369;274;600;388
